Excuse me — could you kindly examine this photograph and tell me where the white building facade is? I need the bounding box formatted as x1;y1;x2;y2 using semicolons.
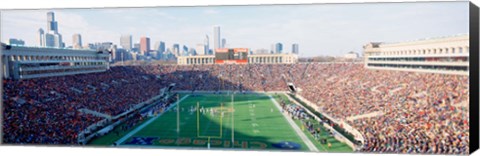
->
177;53;298;65
363;34;469;75
1;44;110;79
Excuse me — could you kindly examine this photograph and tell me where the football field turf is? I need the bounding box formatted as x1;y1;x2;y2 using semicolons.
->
92;93;352;152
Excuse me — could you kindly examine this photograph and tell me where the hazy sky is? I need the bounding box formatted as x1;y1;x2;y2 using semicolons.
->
1;2;469;57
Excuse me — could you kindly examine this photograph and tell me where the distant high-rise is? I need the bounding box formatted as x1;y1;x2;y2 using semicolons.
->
188;48;196;56
221;38;226;48
37;28;45;47
154;41;166;53
47;12;58;33
204;35;210;55
140;37;150;56
275;43;283;54
44;33;55;47
182;45;189;56
72;34;82;49
292;44;299;54
43;12;63;48
213;26;221;52
133;43;140;52
120;35;132;50
6;38;25;46
110;44;118;62
173;44;180;56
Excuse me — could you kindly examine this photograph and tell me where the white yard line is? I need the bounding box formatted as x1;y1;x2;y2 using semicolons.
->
268;95;319;152
114;94;190;145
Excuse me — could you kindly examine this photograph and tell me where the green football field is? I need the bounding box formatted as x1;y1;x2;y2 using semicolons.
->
89;93;352;152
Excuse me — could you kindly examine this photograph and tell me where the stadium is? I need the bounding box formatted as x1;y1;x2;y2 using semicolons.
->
1;34;470;155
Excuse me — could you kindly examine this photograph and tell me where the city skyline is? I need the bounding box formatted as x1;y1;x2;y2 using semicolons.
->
1;2;469;57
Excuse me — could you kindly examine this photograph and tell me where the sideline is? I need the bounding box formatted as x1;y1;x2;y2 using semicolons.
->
268;95;319;152
114;94;191;145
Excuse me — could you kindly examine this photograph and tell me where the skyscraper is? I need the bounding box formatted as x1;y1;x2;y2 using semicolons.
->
189;48;196;56
72;34;82;49
37;28;45;47
275;43;283;54
120;35;132;50
154;41;166;52
213;26;221;52
292;44;299;54
109;44;117;62
47;12;58;33
43;12;63;48
173;44;180;56
182;45;189;56
44;33;55;47
140;37;150;56
133;43;140;51
221;38;226;48
204;35;210;55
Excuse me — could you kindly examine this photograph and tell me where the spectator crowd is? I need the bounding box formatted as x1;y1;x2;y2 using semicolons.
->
3;63;469;154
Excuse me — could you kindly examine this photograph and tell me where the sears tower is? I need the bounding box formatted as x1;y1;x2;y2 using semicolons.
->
41;12;64;48
47;12;58;33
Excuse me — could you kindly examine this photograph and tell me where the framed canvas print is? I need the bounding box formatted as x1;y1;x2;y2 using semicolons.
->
1;0;479;155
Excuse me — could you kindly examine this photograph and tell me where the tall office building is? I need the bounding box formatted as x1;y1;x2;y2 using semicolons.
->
44;33;55;47
213;26;221;52
133;43;140;51
72;34;82;49
43;12;63;48
188;48;196;56
182;45;189;56
154;41;166;52
140;37;150;56
221;38;226;48
38;28;45;47
120;35;132;50
292;43;299;54
275;43;283;54
204;35;210;55
47;12;58;33
109;44;118;62
173;44;180;56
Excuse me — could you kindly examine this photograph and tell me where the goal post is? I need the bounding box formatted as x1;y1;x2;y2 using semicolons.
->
196;102;224;139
